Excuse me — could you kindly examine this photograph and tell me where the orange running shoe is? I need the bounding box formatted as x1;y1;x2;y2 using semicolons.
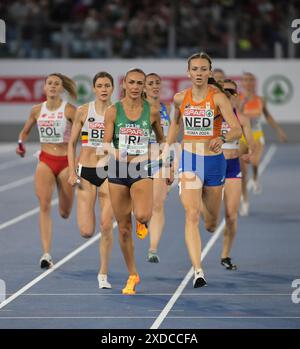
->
122;274;140;295
136;220;148;239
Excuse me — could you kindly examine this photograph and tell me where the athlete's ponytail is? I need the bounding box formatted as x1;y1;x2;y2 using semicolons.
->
47;73;77;100
208;77;227;94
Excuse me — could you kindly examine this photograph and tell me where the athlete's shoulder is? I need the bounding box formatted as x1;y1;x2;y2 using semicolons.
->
65;102;77;113
104;103;117;120
174;89;187;106
31;103;43;117
212;89;227;103
77;103;89;113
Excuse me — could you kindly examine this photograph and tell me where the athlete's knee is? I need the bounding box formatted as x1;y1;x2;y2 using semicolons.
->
118;221;132;239
59;208;71;219
206;223;217;233
38;199;52;213
135;210;152;225
225;210;238;226
205;218;218;233
79;224;94;239
185;207;200;224
100;218;113;235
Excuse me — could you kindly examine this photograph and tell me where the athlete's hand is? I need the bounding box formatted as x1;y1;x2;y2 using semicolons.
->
278;128;287;143
68;172;80;187
208;137;223;153
16;141;26;157
241;153;251;164
166;164;175;185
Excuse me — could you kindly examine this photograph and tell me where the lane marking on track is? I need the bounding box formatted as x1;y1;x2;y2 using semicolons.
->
150;144;277;329
0;175;34;193
0;223;117;310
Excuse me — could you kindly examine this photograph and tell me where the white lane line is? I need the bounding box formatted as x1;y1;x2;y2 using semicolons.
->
0;198;58;231
150;144;278;329
0;316;157;319
5;292;290;297
0;175;34;193
0;223;117;310
0;316;299;320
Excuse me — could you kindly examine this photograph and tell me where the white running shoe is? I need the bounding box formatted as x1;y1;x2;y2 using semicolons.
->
40;253;53;269
239;199;249;216
193;269;207;288
253;180;262;194
98;274;112;289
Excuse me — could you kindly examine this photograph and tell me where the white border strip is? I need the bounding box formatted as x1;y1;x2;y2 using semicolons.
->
150;144;277;329
0;223;117;310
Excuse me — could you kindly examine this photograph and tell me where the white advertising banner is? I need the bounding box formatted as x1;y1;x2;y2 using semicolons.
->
0;59;299;123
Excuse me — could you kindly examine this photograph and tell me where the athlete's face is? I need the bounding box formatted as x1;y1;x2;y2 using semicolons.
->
44;75;64;98
241;74;256;92
188;58;211;87
123;72;145;99
213;70;225;83
93;77;113;102
144;75;161;99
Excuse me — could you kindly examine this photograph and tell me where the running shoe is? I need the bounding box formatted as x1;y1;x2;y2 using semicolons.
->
97;274;112;289
136;221;148;239
122;274;140;295
253;180;262;194
40;253;53;269
221;257;237;270
148;250;160;263
193;269;207;288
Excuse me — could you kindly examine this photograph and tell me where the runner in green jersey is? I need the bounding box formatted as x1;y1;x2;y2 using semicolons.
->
103;68;170;295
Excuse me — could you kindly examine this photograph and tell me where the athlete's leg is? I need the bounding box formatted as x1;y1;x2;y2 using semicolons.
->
98;179;114;275
131;178;153;224
35;162;56;254
148;177;168;252
56;167;74;219
252;140;264;182
76;177;97;238
222;178;241;258
179;172;203;270
239;141;249;204
109;182;137;275
202;185;223;233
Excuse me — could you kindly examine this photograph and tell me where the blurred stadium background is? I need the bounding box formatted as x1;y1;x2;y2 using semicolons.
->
0;0;299;141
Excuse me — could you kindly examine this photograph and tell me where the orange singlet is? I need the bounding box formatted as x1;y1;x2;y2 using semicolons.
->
180;86;222;142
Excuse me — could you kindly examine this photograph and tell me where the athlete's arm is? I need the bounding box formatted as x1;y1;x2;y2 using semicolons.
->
151;106;164;144
262;99;287;143
103;105;116;156
16;104;41;157
215;93;242;142
65;103;77;123
239;113;256;163
166;92;183;146
68;105;87;186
